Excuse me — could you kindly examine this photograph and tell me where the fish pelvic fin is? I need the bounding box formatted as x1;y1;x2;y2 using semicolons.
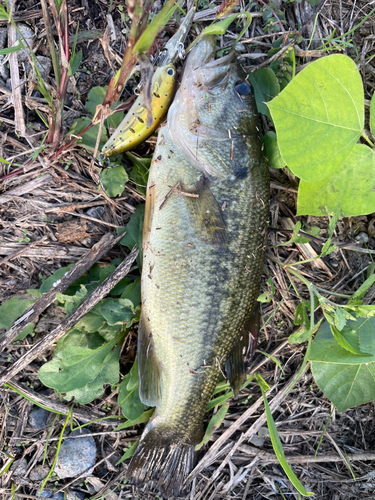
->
127;427;197;497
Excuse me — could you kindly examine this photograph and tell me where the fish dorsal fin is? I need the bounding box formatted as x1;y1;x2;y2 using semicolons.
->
138;314;162;407
184;177;228;247
225;305;260;396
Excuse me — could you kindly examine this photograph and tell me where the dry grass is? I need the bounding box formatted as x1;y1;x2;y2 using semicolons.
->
1;0;375;499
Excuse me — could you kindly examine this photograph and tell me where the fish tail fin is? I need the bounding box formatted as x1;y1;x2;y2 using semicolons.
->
127;426;197;497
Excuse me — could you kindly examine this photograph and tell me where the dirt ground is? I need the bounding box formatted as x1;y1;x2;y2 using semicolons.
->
1;0;375;499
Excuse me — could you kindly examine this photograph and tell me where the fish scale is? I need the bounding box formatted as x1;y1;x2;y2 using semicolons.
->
127;35;269;496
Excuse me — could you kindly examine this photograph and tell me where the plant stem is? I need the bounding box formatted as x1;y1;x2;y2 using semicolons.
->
361;130;375;148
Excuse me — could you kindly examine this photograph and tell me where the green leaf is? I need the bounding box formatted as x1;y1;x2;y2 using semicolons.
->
116;440;139;465
118;364;147;420
195;403;229;450
120;278;141;307
101;166;129;198
64;345;120;404
68;49;82;76
297;144;375;216
100;298;136;326
264;131;285;169
114;408;154;431
56;328;105;352
133;2;177;54
257;374;314;496
40;265;74;293
309;317;375;411
257;278;275;303
38;335;121;393
248;68;280;119
119;204;145;268
201;14;238;35
370;92;375;138
126;152;150;195
56;285;88;315
0;289;41;340
72;117;108;151
0;45;24;55
268;54;364;182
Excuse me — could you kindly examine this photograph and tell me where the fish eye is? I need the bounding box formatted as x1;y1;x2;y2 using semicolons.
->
166;67;175;77
235;81;251;96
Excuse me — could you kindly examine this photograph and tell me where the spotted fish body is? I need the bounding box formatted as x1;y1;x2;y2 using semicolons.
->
101;64;176;156
127;36;269;496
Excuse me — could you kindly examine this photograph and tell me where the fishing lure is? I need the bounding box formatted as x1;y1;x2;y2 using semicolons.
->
101;63;176;156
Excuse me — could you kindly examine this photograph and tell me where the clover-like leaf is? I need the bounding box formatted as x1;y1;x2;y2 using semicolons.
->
268;54;364;182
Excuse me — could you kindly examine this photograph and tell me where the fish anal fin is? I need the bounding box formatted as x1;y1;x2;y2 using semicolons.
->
138;315;162;407
225;305;260;397
184;177;227;247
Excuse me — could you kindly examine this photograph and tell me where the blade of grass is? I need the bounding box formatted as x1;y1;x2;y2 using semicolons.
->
39;406;73;495
256;373;314;497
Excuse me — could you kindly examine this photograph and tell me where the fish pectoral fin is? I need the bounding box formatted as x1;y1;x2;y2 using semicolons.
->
225;305;260;397
185;177;228;247
138;315;162;407
143;182;155;248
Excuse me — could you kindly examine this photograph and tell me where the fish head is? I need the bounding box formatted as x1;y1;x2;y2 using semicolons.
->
168;35;255;179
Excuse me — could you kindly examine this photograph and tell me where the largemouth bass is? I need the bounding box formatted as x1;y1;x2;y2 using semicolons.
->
127;35;269;496
101;64;176;156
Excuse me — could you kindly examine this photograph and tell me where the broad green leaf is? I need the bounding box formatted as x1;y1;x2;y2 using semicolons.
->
101;166;129;198
38;336;120;393
114;408;154;431
0;289;41;340
40;265;73;293
370;92;375;138
85;86;124;128
248;68;280;119
297;145;375;216
121;278;141;307
126;152;150;195
257;374;314;496
56;285;88;315
100;298;135;326
264;131;285;169
119;204;145;268
64;345;120;404
118;368;147;420
74;304;106;333
56;328;105;352
72;117;108;151
309;318;375;411
195;403;229;450
268;54;364;182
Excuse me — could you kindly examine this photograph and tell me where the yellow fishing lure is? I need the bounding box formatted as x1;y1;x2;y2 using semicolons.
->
102;64;176;156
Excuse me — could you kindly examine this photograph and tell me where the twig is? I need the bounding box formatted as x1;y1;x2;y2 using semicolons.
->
0;232;124;351
4;381;121;425
0;236;48;266
236;443;375;464
0;246;138;386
